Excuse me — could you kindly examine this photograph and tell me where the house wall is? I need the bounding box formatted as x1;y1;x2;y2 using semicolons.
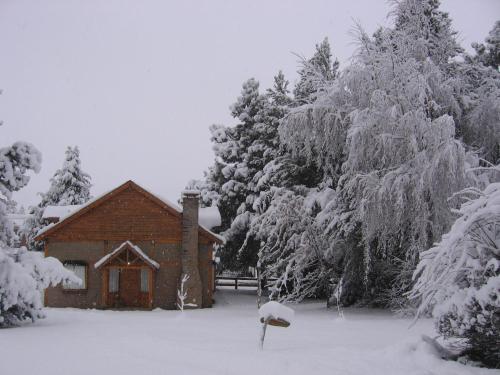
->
199;244;214;308
43;185;215;309
48;186;183;242
46;240;213;309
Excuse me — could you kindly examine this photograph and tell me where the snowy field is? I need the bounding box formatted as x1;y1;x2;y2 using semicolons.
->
1;289;497;375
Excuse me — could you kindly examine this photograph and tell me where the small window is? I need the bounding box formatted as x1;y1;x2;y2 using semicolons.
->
109;268;119;293
63;262;87;290
140;268;149;292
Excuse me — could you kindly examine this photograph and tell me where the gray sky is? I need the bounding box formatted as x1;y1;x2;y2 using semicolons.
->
1;0;499;208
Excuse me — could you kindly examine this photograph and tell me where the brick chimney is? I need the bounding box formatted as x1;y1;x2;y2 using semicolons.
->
179;190;203;308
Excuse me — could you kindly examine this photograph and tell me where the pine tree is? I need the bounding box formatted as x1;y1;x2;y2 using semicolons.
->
196;75;292;271
24;146;92;251
392;0;463;67
0;142;42;247
41;146;92;206
267;71;292;107
471;20;500;71
460;21;500;164
293;37;339;105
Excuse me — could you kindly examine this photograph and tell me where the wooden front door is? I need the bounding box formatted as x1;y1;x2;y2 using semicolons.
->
119;269;142;307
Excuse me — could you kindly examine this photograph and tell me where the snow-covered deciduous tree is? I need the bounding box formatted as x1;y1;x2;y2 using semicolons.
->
243;187;336;302
273;0;484;310
280;0;473;308
0;138;78;327
24;146;92;251
176;274;196;311
410;177;500;367
0;142;42;247
279;80;348;187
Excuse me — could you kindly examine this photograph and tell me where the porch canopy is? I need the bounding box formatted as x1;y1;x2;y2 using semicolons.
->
94;241;160;270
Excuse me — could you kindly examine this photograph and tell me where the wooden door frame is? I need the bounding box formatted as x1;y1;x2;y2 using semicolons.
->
101;265;155;309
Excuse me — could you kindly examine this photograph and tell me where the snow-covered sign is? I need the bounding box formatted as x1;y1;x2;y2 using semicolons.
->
258;301;294;349
259;301;294;327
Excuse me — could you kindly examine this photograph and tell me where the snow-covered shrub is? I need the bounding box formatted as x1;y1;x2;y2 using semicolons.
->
411;181;500;367
0;247;79;327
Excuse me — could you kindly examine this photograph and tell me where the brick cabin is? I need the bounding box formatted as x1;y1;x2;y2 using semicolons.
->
35;180;223;310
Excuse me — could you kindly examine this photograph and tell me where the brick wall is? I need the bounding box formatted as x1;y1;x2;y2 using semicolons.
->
46;240;213;309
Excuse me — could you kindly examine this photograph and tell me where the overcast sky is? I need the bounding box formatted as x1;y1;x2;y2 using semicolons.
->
1;0;499;208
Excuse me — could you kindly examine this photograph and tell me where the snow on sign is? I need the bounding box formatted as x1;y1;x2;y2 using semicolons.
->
258;301;294;349
259;301;294;326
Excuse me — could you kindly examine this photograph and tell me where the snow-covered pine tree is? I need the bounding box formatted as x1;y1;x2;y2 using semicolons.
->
199;75;291;271
245;43;344;288
40;146;92;206
411;175;500;367
24;146;92;251
267;71;292;107
391;0;463;67
471;20;500;71
459;21;500;165
293;37;339;105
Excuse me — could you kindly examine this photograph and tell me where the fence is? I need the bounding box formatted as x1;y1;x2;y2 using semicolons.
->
215;276;277;290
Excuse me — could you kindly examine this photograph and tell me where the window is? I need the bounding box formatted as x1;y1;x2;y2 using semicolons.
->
109;268;119;293
140;268;149;292
62;262;87;290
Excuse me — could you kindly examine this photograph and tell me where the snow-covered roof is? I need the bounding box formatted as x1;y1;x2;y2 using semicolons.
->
42;205;83;219
94;241;160;269
35;180;224;243
139;185;182;214
36;189;112;237
199;206;221;230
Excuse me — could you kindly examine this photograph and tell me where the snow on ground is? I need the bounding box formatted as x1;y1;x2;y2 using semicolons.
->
0;289;497;375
